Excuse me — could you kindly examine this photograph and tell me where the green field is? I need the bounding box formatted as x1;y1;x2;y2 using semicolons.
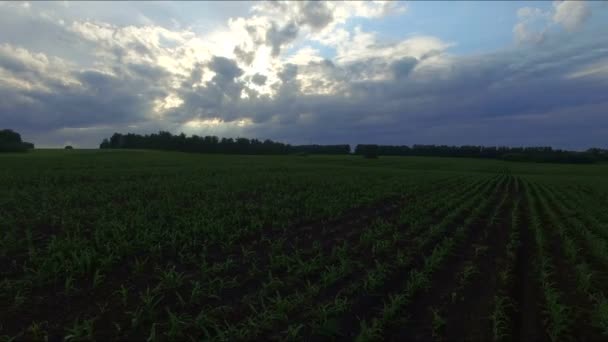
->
1;150;608;341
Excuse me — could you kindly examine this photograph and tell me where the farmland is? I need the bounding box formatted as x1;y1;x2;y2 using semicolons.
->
1;150;608;341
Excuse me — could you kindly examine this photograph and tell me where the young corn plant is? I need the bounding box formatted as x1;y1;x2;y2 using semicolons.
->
64;317;96;341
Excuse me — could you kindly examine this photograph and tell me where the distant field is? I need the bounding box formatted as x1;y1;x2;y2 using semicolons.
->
1;150;608;341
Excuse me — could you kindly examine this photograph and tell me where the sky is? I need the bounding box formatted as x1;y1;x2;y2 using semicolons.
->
0;1;607;149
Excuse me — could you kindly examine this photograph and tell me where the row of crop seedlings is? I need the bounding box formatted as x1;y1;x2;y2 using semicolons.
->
87;176;472;339
300;175;505;339
209;175;499;341
347;174;509;341
532;182;608;268
523;179;601;341
388;175;512;340
190;174;462;285
206;177;477;323
100;175;478;340
524;179;573;341
552;184;608;241
490;177;522;341
0;175;489;340
541;183;608;274
92;175;479;341
291;174;468;249
534;182;608;337
36;170;438;299
396;174;495;233
570;184;608;220
424;175;516;341
295;175;503;340
206;174;499;341
403;174;515;340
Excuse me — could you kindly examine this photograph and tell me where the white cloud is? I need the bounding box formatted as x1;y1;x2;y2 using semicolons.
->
334;27;451;66
0;43;79;91
565;58;608;79
514;1;594;45
513;5;549;45
517;7;545;19
513;22;546;45
285;46;323;65
552;0;591;32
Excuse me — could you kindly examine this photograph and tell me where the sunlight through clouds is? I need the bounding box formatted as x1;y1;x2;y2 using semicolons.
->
0;0;607;148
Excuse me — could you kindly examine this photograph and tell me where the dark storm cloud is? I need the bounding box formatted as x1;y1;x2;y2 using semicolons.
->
266;22;299;57
243;1;335;58
171;33;608;149
207;56;245;101
251;73;267;86
0;68;164;132
390;57;419;79
278;63;298;82
122;62;171;81
170;56;247;122
0;51;30;74
208;56;243;81
180;62;204;89
297;1;334;31
260;0;334;32
0;38;171;140
233;46;255;65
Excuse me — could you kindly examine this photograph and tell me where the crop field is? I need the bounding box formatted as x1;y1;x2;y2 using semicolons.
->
1;150;608;341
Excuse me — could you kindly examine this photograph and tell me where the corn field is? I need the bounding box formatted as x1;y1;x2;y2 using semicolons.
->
1;150;608;341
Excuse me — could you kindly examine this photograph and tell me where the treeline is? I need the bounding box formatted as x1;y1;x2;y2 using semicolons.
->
354;144;608;164
98;131;607;163
0;129;34;152
99;132;350;155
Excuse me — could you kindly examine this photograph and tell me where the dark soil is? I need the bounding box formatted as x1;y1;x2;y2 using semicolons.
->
384;175;510;341
512;182;547;342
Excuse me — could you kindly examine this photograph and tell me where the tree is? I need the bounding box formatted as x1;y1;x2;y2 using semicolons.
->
362;145;379;159
97;131;351;155
0;129;34;152
65;145;74;150
100;138;110;149
0;129;22;144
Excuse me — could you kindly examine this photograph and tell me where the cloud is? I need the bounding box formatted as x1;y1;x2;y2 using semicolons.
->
513;1;595;45
0;38;172;136
566;58;608;79
333;28;451;66
513;22;546;45
265;21;299;57
285;46;323;65
233;45;255;65
552;0;591;32
1;1;607;150
251;73;267;85
391;57;419;79
246;1;407;58
208;56;243;81
296;1;334;31
513;6;550;44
